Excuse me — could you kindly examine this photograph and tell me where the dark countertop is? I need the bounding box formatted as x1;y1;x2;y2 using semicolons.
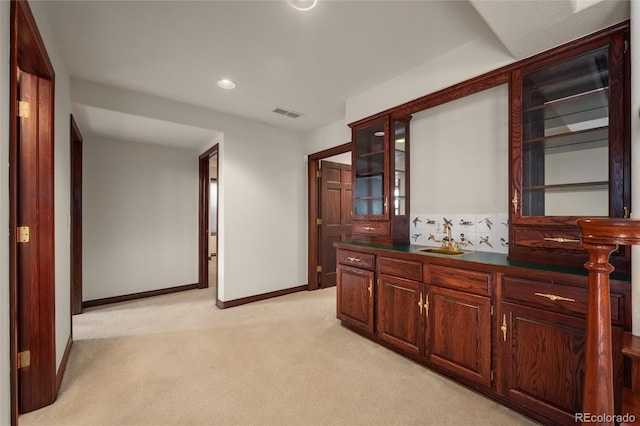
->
336;241;631;282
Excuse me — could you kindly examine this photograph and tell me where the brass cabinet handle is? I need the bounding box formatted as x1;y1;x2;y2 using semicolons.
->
368;279;373;298
534;292;576;303
363;226;377;231
511;190;519;214
418;293;424;314
425;293;429;317
347;257;361;262
543;237;580;243
501;314;507;342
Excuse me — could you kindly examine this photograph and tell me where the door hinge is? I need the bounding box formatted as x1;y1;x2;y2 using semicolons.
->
490;305;495;316
17;350;31;369
317;218;322;225
17;226;30;243
624;39;629;53
490;370;495;382
18;101;29;118
316;265;322;273
316;170;322;178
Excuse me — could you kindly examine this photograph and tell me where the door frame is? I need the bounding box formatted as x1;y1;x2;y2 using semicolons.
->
10;0;57;421
307;142;351;290
198;144;219;297
70;115;83;315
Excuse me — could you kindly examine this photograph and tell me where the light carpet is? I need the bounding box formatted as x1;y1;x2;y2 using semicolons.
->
19;287;538;425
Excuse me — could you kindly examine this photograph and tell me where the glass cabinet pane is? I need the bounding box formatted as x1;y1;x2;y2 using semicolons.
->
521;46;609;217
354;122;385;216
394;121;407;215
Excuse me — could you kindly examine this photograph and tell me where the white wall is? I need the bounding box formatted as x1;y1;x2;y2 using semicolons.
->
72;79;308;302
0;1;11;423
410;84;509;214
346;37;515;125
219;130;307;300
304;118;351;155
83;137;199;300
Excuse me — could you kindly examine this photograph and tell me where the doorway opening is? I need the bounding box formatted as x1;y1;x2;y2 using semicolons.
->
198;144;219;301
307;143;351;290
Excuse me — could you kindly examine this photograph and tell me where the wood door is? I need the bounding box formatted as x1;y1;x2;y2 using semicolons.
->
426;286;491;386
11;2;58;417
15;69;57;413
70;116;83;315
319;161;351;288
377;274;422;357
336;264;374;333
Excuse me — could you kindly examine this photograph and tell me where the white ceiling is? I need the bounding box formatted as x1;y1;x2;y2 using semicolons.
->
470;0;630;59
72;104;221;150
43;0;630;145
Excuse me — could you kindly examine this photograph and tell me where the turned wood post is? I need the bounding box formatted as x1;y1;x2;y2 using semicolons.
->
578;219;640;425
580;239;617;422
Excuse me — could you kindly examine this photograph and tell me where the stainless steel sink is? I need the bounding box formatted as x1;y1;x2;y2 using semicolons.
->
417;247;471;256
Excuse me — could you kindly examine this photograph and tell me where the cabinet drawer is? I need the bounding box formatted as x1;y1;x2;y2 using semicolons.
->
337;249;375;270
426;265;491;296
501;276;625;325
378;257;422;281
512;227;583;252
352;221;389;237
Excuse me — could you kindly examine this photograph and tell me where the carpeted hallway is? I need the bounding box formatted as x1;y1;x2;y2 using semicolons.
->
19;287;538;425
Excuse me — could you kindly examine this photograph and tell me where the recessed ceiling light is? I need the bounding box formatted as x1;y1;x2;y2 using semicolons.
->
288;0;318;11
217;79;236;90
374;131;384;137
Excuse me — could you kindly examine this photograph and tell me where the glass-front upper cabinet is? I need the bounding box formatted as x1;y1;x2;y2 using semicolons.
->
509;32;629;270
520;46;611;217
353;119;386;218
350;114;411;245
393;119;408;216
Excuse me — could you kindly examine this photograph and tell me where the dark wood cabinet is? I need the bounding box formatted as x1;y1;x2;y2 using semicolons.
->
498;301;587;424
426;285;492;387
336;250;375;334
350;115;411;245
377;274;422;357
376;257;492;387
425;265;492;387
497;274;626;425
509;30;630;272
376;256;423;357
335;241;631;425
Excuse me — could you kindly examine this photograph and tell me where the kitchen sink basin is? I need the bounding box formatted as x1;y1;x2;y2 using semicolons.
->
417;247;471;256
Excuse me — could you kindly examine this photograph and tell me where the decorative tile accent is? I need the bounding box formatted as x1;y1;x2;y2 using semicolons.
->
411;212;509;255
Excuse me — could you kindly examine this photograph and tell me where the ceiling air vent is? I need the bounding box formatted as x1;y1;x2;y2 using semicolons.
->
273;107;304;119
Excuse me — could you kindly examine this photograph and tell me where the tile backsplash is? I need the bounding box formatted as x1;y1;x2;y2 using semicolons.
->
409;213;509;254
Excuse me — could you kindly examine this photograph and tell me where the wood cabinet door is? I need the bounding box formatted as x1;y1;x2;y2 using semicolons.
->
425;286;492;386
336;264;374;333
497;302;587;424
377;274;423;357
